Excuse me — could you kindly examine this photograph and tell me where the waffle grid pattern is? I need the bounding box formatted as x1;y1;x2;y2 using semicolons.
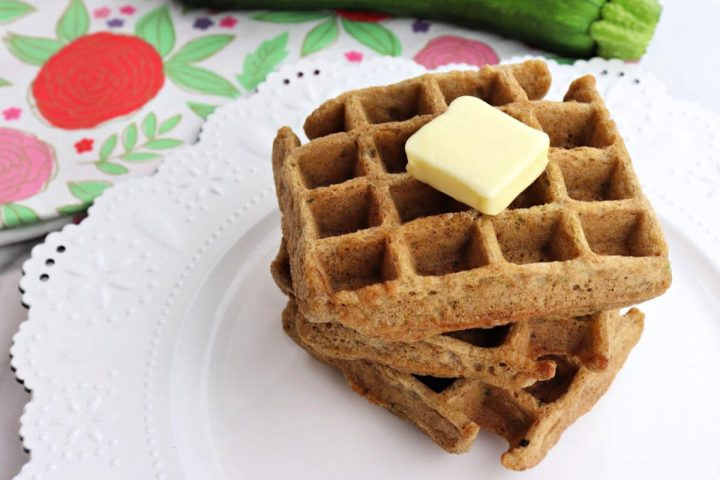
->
273;60;670;340
272;241;612;389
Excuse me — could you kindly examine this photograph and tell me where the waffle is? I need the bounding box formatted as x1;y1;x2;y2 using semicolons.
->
272;240;614;389
272;59;670;341
270;238;294;297
282;300;644;470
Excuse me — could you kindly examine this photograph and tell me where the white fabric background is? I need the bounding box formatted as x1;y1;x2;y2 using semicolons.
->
1;0;718;477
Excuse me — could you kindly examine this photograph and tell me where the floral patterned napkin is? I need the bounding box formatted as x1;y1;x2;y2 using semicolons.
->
0;0;546;229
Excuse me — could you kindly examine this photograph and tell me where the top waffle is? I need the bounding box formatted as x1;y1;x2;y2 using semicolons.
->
272;60;670;341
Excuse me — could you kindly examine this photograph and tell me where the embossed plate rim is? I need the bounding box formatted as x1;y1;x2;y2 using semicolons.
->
10;56;720;479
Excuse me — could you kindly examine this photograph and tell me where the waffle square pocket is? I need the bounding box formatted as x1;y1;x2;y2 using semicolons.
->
272;60;670;341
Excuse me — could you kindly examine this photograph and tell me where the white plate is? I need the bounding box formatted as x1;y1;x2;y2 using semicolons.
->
11;57;720;479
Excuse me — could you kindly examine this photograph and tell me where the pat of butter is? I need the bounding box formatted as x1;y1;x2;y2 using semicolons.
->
405;96;549;215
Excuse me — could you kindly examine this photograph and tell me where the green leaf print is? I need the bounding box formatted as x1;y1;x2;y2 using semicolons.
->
91;114;183;174
96;161;129;175
135;5;175;58
301;18;338;57
168;34;234;65
121;152;162;162
251;11;331;23
4;33;62;65
68;181;111;204
56;0;89;43
187;102;217;120
99;134;118;161
122;123;138;152
0;0;34;24
59;180;112;214
236;32;289;91
158;114;181;134
0;203;38;227
141;112;157;139
144;138;183;150
56;203;87;216
166;63;239;98
0;78;10;87
341;19;401;56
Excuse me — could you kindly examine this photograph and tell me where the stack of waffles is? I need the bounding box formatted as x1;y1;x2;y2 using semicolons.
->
270;60;671;470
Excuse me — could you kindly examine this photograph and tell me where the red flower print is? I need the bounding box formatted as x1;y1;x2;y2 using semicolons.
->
344;51;363;63
74;138;94;153
93;7;110;19
413;35;499;70
335;10;392;22
219;16;237;28
2;107;21;121
32;32;164;130
119;5;136;15
0;128;55;203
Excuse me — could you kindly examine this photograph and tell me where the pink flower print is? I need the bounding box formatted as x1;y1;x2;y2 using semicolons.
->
74;138;94;153
2;107;21;121
93;7;111;19
413;35;499;69
0;128;55;203
344;51;363;63
119;5;136;15
219;16;237;28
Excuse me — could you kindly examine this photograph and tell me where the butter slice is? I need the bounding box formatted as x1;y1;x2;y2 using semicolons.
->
406;96;549;215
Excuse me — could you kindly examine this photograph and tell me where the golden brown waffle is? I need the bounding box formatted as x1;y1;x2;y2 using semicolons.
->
272;60;670;341
272;239;614;389
270;238;294;296
282;300;644;470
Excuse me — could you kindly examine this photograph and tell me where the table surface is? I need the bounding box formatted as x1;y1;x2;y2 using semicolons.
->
1;0;718;478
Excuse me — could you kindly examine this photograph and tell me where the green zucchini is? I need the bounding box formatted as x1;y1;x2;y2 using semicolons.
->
180;0;661;59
